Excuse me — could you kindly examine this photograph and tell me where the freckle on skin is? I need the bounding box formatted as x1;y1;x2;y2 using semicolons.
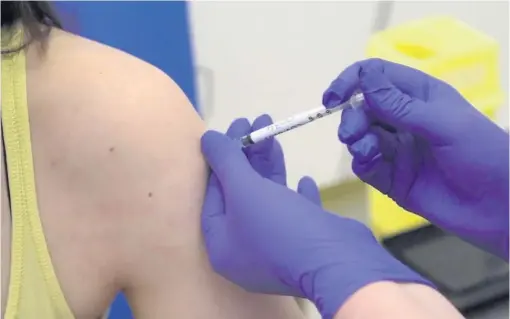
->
148;192;153;198
109;147;115;152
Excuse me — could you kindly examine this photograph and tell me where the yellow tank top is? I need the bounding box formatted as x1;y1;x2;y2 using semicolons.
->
2;28;75;319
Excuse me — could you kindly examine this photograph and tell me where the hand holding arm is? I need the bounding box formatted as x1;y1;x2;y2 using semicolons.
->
200;117;432;319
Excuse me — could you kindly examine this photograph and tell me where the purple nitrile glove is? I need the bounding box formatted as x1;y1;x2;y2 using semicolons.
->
323;58;509;260
201;115;432;319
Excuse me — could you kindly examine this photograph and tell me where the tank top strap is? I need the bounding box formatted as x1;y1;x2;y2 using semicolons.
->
2;26;75;319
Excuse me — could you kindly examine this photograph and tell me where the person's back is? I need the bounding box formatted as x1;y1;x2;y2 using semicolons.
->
1;2;304;318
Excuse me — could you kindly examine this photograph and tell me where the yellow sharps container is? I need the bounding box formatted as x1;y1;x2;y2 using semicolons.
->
365;16;505;239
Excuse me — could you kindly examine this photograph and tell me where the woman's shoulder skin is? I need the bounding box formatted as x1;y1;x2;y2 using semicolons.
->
20;29;303;318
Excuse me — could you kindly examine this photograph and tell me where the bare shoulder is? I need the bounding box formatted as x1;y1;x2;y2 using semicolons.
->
27;28;206;207
27;28;208;253
28;28;205;156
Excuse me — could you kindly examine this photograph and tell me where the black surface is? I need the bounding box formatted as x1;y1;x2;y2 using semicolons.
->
402;235;508;292
464;295;508;319
382;224;509;311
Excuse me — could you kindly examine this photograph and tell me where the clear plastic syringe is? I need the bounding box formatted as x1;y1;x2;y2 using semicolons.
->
240;92;365;147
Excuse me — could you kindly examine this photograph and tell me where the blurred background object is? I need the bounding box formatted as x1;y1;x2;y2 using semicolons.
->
53;1;508;318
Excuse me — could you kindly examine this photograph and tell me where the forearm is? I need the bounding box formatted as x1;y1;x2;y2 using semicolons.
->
333;282;464;319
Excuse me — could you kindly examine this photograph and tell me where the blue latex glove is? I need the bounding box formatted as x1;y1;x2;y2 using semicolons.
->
323;58;509;260
201;115;431;319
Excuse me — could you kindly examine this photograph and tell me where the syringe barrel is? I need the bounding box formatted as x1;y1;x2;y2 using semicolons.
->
242;92;364;147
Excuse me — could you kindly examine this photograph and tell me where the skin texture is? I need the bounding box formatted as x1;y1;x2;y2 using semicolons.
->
1;28;303;319
334;282;464;319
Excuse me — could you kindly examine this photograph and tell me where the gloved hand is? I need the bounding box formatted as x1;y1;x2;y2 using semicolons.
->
323;58;509;260
201;115;432;319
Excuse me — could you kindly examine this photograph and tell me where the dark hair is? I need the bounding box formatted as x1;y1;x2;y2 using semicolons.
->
1;1;62;53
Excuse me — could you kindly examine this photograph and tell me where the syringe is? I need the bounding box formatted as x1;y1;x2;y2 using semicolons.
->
240;92;365;147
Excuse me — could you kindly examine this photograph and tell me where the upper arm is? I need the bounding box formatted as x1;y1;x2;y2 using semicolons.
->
60;46;304;318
